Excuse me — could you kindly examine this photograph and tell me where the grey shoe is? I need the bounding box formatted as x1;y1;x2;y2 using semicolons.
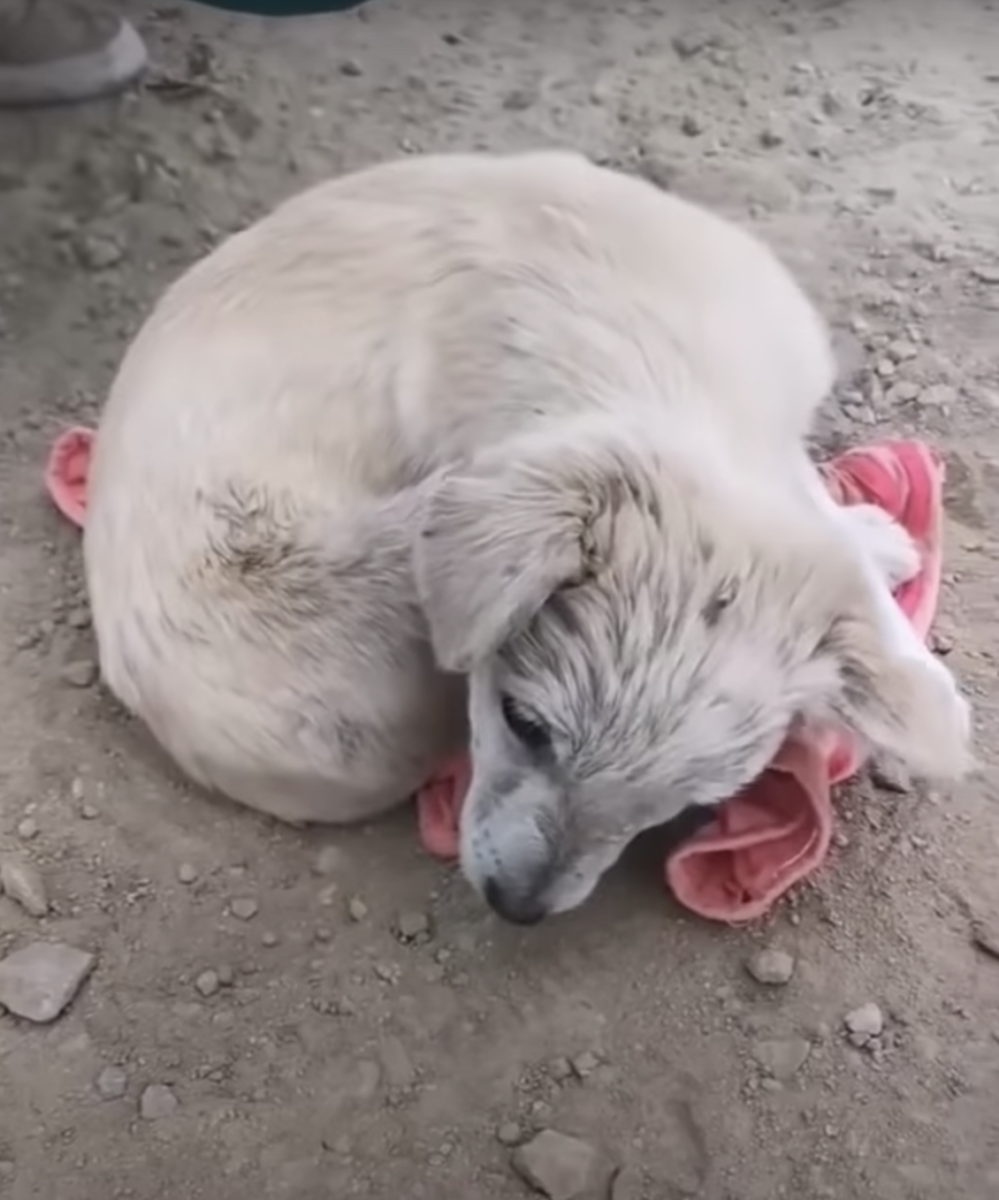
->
0;4;148;107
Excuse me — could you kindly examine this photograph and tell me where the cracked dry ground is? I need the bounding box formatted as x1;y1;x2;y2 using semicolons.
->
0;2;997;1198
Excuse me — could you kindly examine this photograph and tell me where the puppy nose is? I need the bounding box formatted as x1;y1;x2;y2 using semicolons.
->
484;877;548;926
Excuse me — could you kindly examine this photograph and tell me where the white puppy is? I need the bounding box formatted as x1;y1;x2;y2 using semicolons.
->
84;151;971;924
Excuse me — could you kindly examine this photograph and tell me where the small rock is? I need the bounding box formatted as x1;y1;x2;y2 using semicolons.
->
759;126;784;148
0;857;49;917
75;232;125;271
0;943;95;1023
752;1037;811;1081
496;1121;523;1147
511;1130;615;1200
95;1064;128;1101
230;897;259;921
347;896;368;922
339;58;363;76
176;862;198;885
888;380;921;403
845;1003;884;1041
971;917;999;961
571;1051;600;1079
380;1036;416;1089
395;911;430;942
195;969;220;997
313;845;343;876
611;1166;644;1200
971;265;999;285
139;1083;178;1120
680;113;704;137
16;817;38;841
60;660;98;688
80;804;99;820
917;384;957;410
747;948;795;986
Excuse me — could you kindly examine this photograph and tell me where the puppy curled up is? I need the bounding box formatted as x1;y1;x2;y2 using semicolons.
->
83;150;972;923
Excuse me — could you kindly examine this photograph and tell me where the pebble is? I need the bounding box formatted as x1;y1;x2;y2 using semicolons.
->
95;1064;128;1101
139;1083;178;1120
313;845;344;877
496;1121;523;1147
0;857;49;917
0;942;95;1023
395;911;430;942
347;896;368;922
75;232;125;271
195;969;220;997
752;1037;812;1080
845;1003;884;1042
230;897;259;921
917;384;957;409
611;1167;644;1200
511;1130;615;1200
16;817;38;841
746;948;795;986
60;660;98;688
571;1051;600;1078
176;862;198;885
970;918;999;961
80;805;99;820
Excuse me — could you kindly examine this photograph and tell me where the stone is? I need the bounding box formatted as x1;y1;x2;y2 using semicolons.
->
611;1166;644;1200
16;817;38;841
313;845;344;876
917;384;957;410
195;969;220;997
0;943;95;1023
845;1003;884;1041
0;857;49;917
347;896;368;922
75;232;125;271
971;918;999;961
511;1130;615;1200
496;1121;523;1147
139;1083;178;1120
571;1051;600;1078
176;862;198;884
95;1064;128;1101
230;897;259;921
752;1037;812;1080
746;948;795;986
61;660;98;688
395;911;430;942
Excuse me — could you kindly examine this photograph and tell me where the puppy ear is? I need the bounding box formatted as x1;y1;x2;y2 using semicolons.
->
414;458;594;673
809;609;972;782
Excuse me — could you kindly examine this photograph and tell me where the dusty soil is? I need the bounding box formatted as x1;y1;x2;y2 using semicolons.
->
1;1;998;1197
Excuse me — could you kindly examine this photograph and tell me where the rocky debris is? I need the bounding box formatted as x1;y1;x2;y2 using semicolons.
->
139;1083;178;1120
176;862;198;885
845;1003;884;1045
610;1166;643;1200
0;943;95;1023
571;1051;600;1079
195;969;221;997
496;1121;523;1147
395;910;431;943
74;231;126;271
746;948;796;986
229;897;259;921
971;916;999;961
511;1130;615;1200
0;857;49;917
752;1037;812;1081
60;659;98;688
15;817;38;841
313;845;344;877
95;1065;128;1101
347;896;369;922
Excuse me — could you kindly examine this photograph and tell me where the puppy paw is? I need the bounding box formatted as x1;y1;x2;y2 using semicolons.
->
846;504;922;590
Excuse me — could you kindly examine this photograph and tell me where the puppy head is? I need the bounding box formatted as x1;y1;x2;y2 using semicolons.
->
414;422;970;924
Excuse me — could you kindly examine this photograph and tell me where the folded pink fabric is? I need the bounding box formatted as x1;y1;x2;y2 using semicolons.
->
413;441;944;923
45;429;943;922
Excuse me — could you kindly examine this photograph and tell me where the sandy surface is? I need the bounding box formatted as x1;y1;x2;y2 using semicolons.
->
1;2;998;1197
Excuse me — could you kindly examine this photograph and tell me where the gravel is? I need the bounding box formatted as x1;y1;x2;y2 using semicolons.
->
0;943;95;1023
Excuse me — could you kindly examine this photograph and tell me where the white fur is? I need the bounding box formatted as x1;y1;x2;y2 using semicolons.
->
83;150;972;922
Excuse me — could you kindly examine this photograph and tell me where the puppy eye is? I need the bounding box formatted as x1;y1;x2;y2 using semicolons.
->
500;693;551;752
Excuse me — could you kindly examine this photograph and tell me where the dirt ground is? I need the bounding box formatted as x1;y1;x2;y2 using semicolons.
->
1;1;998;1197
